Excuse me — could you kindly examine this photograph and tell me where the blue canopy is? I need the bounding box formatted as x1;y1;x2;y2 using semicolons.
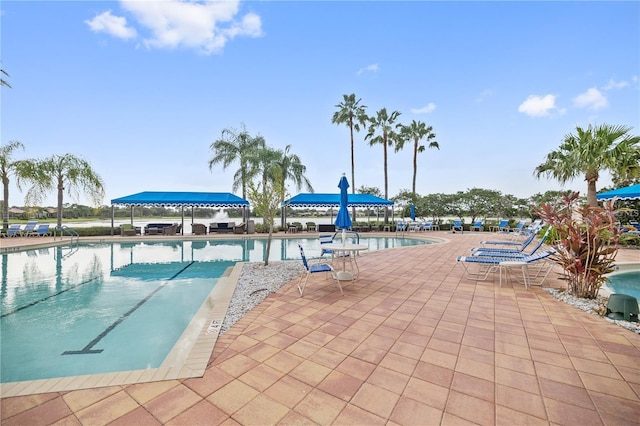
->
111;191;249;207
596;184;640;201
282;193;394;208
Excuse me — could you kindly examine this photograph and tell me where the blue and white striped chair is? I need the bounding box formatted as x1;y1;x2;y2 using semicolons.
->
297;244;340;296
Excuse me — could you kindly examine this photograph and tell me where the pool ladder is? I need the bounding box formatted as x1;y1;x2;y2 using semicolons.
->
54;225;80;244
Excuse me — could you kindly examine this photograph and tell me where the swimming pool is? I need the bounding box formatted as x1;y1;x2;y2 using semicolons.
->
1;236;432;384
605;264;640;302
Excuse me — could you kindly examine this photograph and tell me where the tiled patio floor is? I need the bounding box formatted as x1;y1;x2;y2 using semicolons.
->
1;232;639;425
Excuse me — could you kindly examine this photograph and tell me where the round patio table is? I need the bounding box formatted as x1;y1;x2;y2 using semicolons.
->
322;242;368;281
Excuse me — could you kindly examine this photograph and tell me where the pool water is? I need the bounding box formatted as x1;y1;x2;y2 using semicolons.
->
1;236;430;383
605;271;640;302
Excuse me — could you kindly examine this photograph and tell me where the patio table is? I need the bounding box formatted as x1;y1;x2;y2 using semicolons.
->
322;242;367;281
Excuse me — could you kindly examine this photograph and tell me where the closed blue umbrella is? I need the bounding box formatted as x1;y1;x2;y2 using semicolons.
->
410;204;415;221
335;175;352;233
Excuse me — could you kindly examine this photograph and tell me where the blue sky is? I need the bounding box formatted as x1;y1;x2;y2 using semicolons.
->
2;1;639;208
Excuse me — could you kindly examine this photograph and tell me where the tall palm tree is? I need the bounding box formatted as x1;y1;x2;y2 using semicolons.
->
398;120;439;200
22;154;105;228
1;68;11;88
534;124;640;207
332;94;368;217
1;141;36;229
208;123;265;200
272;145;314;226
365;107;402;221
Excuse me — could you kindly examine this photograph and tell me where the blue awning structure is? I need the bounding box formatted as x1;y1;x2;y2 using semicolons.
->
596;184;640;201
281;193;393;208
111;191;249;207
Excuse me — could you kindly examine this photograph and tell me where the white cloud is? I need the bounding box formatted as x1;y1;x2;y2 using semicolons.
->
476;89;493;103
410;103;436;114
85;10;137;40
357;64;378;75
602;78;629;90
87;0;262;54
573;87;608;110
518;94;558;117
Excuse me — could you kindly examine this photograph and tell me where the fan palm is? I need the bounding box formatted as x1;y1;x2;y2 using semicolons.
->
272;145;314;226
1;141;38;229
22;154;105;228
365;107;402;221
534;124;640;207
398;120;439;200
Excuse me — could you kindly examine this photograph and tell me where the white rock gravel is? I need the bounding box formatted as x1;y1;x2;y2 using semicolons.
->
220;261;304;334
218;261;640;336
544;288;640;334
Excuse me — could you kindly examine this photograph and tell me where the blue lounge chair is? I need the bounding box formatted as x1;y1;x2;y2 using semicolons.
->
470;220;484;232
5;224;22;237
19;220;38;236
28;223;51;237
471;228;551;259
456;249;556;288
497;219;510;233
297;244;340;296
452;220;463;233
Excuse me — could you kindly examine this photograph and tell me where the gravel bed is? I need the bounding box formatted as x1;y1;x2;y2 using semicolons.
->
220;261;304;334
544;288;640;334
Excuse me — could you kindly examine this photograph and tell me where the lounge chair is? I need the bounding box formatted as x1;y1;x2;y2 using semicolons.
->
4;224;22;237
162;224;178;235
452;220;463;233
497;219;510;233
456;249;556;288
396;221;407;232
28;223;51;237
470;220;484;232
475;229;540;250
233;222;246;234
20;220;38;236
471;228;551;259
297;244;340;296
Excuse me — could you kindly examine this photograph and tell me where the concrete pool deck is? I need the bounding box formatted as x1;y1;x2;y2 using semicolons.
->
1;231;639;425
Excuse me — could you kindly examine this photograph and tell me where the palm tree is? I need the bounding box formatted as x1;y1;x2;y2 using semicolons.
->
365;107;402;222
22;154;105;228
1;68;11;88
208;123;266;200
332;94;368;217
398;120;439;200
1;141;37;229
534;124;640;207
272;145;314;227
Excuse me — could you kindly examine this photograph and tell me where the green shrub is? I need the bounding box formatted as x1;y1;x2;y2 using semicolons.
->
619;233;640;247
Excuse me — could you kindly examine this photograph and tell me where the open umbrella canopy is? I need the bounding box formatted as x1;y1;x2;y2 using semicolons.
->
334;175;352;230
596;184;640;201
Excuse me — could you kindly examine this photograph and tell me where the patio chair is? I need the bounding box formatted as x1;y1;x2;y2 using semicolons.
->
319;234;334;257
452;220;463;233
497;219;510;233
120;224;137;236
475;229;539;250
4;224;22;237
297;244;340;296
19;220;38;236
192;223;207;235
162;224;178;235
470;220;484;232
28;223;51;237
233;222;246;234
472;228;551;259
456;249;556;289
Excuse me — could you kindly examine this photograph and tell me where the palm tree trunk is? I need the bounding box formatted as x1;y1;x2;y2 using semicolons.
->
350;118;356;221
57;177;64;228
412;139;418;197
2;178;9;230
587;179;598;207
383;135;389;223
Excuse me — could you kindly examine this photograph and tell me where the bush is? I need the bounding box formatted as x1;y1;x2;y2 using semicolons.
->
619;233;640;247
535;192;621;299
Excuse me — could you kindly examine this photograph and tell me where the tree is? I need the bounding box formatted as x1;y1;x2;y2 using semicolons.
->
398;120;439;198
22;154;105;228
246;170;285;266
1;141;35;229
208;123;265;200
332;94;368;219
365;107;402;222
1;68;11;88
534;124;640;207
272;144;314;226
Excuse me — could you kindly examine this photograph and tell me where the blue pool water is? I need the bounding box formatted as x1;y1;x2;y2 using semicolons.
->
605;271;640;302
1;236;430;383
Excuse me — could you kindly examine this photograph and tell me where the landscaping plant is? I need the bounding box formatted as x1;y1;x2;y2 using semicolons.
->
535;192;621;299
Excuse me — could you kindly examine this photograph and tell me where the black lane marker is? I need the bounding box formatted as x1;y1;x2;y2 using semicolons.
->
62;262;194;355
1;276;101;319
